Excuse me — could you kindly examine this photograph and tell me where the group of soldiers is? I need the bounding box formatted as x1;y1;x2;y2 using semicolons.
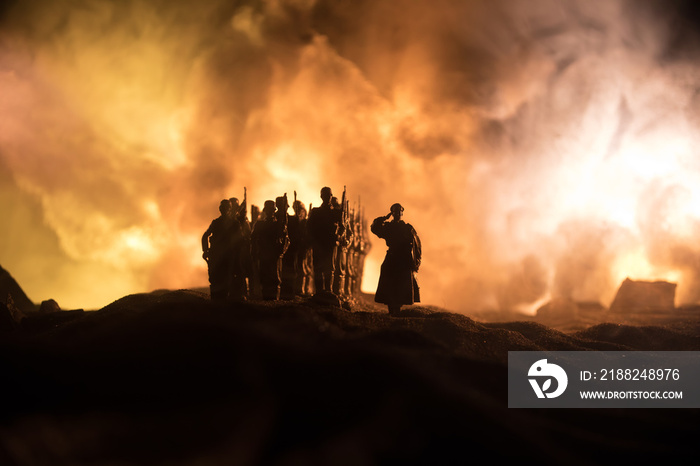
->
202;186;371;302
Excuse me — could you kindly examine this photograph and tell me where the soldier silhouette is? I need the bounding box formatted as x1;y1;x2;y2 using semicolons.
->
292;200;313;296
307;187;340;294
229;195;252;300
248;203;262;297
371;203;421;315
202;199;240;301
280;194;304;299
251;200;289;300
345;210;357;295
353;208;371;294
275;194;296;299
328;193;352;296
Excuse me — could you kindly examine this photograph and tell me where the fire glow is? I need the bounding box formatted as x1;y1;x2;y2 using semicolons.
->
2;0;700;312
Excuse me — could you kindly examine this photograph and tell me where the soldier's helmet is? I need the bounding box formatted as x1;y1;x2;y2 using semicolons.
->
219;199;232;215
263;200;276;214
390;203;404;214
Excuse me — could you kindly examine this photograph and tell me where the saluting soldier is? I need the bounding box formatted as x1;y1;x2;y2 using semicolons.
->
371;203;421;315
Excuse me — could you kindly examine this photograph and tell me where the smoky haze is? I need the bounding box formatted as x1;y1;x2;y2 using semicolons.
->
2;0;700;311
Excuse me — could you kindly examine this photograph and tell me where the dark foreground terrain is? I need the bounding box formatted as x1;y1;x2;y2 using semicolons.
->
1;290;699;465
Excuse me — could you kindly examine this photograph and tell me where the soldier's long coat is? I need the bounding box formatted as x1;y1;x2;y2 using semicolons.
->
371;217;421;306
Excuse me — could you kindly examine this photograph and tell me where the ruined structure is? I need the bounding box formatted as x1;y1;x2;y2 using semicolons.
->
609;278;676;313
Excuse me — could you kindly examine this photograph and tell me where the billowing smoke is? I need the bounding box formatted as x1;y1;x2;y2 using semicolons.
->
2;0;700;311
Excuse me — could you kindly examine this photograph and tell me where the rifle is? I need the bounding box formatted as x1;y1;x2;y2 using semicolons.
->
239;187;247;220
277;193;289;226
341;185;347;226
339;186;349;246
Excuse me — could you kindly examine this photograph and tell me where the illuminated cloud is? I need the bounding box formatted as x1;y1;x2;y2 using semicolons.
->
2;0;700;311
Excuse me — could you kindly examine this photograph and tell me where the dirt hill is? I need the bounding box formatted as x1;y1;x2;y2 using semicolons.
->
0;290;698;465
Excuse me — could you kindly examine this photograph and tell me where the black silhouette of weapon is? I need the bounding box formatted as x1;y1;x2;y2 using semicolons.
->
280;192;289;226
341;185;347;225
239;186;247;219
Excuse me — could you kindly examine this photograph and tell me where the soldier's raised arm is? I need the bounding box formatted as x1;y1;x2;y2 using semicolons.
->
371;212;392;237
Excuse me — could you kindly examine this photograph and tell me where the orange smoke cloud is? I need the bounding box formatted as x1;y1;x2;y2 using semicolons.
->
2;0;700;312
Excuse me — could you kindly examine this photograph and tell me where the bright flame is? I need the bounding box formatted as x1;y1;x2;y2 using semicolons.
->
612;250;683;286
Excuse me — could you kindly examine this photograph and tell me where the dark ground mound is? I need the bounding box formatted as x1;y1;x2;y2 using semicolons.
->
1;291;698;465
0;265;34;315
